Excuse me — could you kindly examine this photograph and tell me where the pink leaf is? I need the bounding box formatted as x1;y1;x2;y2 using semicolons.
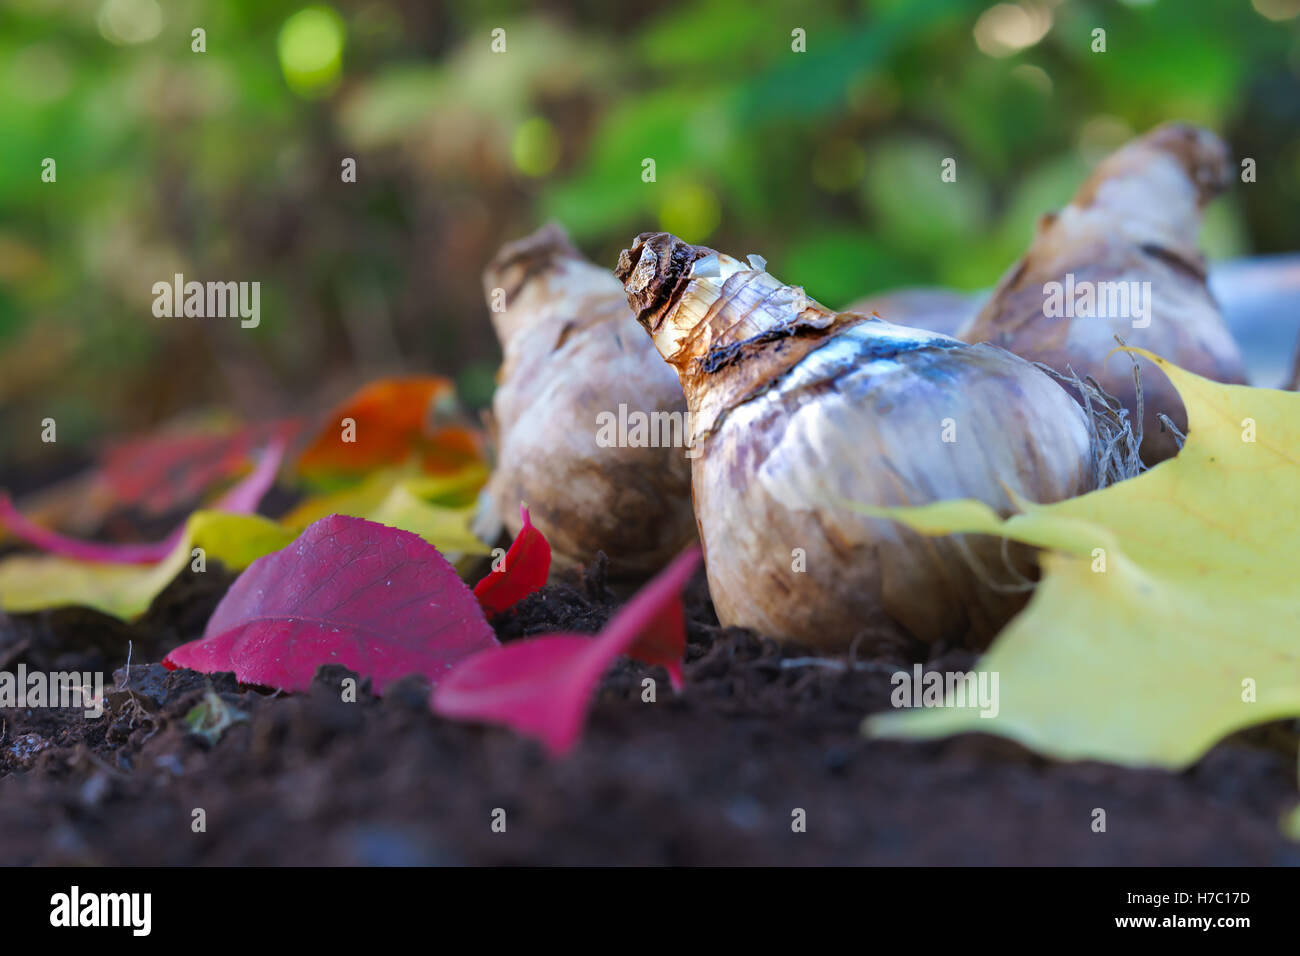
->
473;504;551;617
165;514;497;693
209;433;289;514
431;547;701;756
0;436;286;565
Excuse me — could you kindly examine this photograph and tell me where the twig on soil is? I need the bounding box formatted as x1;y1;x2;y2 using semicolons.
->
108;640;162;745
116;640;133;692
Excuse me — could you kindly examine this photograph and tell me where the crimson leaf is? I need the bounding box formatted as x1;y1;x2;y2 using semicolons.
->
473;504;551;617
165;514;497;692
431;547;700;756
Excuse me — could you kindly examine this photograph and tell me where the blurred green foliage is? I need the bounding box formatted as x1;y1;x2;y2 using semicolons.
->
0;0;1297;469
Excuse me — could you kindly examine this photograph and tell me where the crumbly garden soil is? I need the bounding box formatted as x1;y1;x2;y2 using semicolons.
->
1;546;1298;866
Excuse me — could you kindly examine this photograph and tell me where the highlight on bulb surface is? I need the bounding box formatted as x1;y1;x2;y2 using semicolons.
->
963;122;1247;462
616;232;1110;652
842;287;980;341
479;223;696;578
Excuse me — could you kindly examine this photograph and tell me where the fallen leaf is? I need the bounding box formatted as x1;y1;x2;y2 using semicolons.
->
295;378;484;486
367;482;490;557
282;463;490;557
98;420;299;516
0;436;285;564
283;464;487;528
0;511;293;618
474;505;551;617
164;515;498;693
859;351;1300;769
432;547;700;756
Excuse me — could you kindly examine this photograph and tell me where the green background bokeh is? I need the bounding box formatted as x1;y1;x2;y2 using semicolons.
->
0;0;1297;469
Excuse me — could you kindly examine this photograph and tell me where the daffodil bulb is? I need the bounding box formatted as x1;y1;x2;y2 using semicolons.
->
964;123;1247;462
616;232;1101;651
481;224;696;577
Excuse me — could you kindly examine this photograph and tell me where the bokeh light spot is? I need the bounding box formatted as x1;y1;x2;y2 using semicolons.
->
657;181;721;242
973;3;1052;58
512;118;561;178
1253;0;1300;21
278;6;346;99
97;0;163;46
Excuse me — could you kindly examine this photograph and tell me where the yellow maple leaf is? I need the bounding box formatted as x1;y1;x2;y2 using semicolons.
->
859;351;1300;769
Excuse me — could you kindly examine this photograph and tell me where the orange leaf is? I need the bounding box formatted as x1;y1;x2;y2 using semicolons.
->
296;377;483;482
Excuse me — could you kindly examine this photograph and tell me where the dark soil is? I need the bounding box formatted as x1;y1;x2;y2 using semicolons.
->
1;553;1298;866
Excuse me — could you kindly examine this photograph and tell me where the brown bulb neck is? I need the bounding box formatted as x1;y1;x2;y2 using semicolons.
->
615;232;712;340
484;222;582;311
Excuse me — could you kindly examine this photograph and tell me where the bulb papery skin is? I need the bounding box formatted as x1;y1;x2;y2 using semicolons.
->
617;232;1095;651
963;123;1246;463
483;224;696;577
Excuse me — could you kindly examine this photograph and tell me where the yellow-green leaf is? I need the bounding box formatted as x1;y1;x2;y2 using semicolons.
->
281;465;418;530
282;463;490;556
368;481;490;556
0;511;293;619
859;352;1300;769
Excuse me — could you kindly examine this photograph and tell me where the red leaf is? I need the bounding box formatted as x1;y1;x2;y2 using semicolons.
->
98;420;300;516
164;515;498;693
0;436;286;565
473;504;551;617
431;547;701;756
